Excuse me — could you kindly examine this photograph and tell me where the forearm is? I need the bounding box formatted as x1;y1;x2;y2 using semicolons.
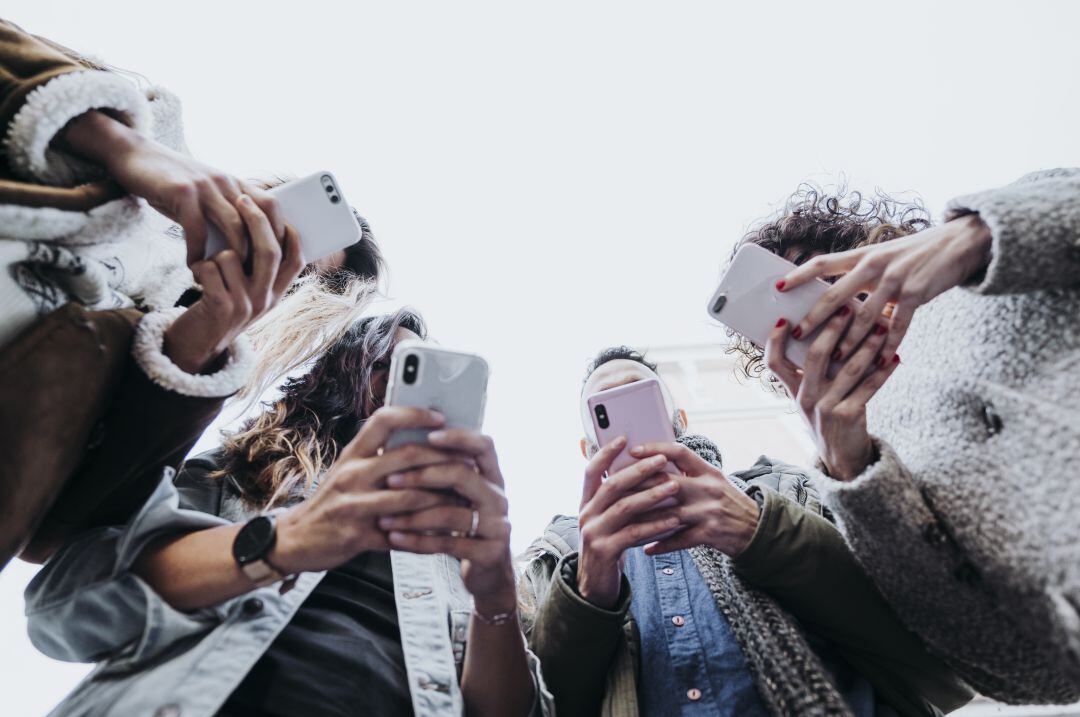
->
462;599;535;717
133;523;251;612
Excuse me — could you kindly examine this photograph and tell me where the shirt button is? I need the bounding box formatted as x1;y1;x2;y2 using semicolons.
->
671;615;685;627
687;688;702;701
661;567;675;576
242;597;264;616
154;705;181;717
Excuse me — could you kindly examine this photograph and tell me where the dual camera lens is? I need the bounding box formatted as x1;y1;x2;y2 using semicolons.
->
403;354;420;385
594;404;610;430
321;174;341;204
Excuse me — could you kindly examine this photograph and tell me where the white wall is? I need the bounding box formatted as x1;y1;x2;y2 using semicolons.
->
3;1;1079;713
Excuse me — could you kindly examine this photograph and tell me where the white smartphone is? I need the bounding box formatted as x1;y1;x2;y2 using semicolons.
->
707;244;842;372
203;171;361;263
384;341;490;450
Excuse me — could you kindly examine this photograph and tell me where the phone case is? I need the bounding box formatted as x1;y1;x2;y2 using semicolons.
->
384;341;490;450
204;171;361;263
706;244;846;374
587;378;681;476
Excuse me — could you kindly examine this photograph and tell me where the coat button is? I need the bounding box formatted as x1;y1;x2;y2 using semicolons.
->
661;567;675;576
154;705;181;717
982;404;1003;435
671;615;686;627
242;597;264;616
687;688;702;701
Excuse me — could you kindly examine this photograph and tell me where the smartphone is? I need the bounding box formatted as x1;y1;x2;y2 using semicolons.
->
384;341;490;450
203;171;361;263
586;378;682;541
706;244;847;374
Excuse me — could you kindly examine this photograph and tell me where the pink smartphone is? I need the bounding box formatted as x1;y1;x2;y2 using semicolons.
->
706;244;851;375
586;378;682;543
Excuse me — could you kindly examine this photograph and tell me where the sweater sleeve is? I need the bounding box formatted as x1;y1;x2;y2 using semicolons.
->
946;168;1080;295
820;437;1080;704
733;487;973;716
0;18;150;185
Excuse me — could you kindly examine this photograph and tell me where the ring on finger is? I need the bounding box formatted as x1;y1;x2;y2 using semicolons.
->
467;509;480;539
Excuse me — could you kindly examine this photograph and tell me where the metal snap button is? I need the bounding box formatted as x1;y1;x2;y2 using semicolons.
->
153;705;181;717
661;567;675;576
982;404;1003;435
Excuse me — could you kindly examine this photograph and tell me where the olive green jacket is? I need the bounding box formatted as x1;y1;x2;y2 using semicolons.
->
519;457;974;717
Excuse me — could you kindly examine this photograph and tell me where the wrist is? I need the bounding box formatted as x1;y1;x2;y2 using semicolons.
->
473;585;518;616
162;309;231;375
576;560;620;609
267;508;309;576
952;213;993;274
726;491;763;558
58;109;144;169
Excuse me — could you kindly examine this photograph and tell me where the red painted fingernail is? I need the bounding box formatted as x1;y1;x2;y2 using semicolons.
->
775;318;787;328
831;349;842;361
791;326;803;340
875;356;886;369
892;354;901;364
775;280;786;291
874;324;887;336
838;305;851;317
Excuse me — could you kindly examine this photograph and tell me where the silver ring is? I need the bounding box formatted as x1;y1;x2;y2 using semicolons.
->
467;509;480;539
448;530;464;538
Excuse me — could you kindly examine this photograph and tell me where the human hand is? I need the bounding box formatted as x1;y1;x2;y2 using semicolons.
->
627;442;759;557
379;430;520;616
575;437;683;608
59;110;286;265
270;407;460;574
764;306;900;481
778;214;992;362
162;195;304;373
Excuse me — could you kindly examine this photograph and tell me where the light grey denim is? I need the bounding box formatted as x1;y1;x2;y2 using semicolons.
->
25;468;553;717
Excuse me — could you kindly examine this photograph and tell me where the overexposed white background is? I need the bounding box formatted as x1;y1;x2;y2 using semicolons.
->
3;2;1079;714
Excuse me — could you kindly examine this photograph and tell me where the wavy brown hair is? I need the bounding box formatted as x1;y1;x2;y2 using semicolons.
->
214;309;427;508
725;183;931;382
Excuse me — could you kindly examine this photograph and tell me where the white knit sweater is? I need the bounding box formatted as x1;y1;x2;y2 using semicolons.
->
822;169;1080;703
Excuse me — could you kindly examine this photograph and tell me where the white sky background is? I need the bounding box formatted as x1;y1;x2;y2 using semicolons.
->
2;1;1079;713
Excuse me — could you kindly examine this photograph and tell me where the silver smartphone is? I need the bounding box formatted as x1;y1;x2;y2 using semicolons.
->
203;171;361;263
384;341;490;450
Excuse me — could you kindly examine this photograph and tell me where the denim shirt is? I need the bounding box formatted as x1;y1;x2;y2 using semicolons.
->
24;468;553;717
623;547;768;717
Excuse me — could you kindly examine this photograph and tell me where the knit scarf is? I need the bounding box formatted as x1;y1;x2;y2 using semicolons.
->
677;434;854;717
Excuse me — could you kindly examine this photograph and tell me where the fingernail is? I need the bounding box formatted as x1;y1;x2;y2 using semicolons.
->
667;516;681;526
775;279;786;291
378;517;396;529
429;410;445;423
875;356;886;369
874;324;887;336
630;445;645;455
388;531;407;543
238;194;252;205
775;318;787;328
387;473;405;487
791;326;804;340
664;481;679;493
892;354;901;364
831;349;842;362
613;436;627;447
838;305;851;317
428;430;447;442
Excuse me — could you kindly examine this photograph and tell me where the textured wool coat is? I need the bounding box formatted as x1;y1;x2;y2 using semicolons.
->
823;168;1080;703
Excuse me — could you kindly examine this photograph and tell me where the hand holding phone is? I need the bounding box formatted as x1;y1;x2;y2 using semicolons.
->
204;171;361;264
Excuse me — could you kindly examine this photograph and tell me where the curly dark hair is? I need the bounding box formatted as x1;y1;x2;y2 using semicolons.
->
582;345;659;385
726;183;932;381
214;308;427;507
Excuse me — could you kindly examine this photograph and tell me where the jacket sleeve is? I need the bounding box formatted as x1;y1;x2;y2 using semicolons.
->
522;550;632;717
733;486;974;716
946;167;1080;295
819;438;1079;704
23;465;228;665
0;18;150;185
22;307;253;561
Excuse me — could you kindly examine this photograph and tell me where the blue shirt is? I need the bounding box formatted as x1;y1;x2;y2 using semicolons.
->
623;547;894;717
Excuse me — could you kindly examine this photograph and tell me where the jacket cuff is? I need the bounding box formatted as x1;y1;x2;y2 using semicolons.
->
132;308;253;398
4;70;152;186
731;486;784;582
945;168;1080;295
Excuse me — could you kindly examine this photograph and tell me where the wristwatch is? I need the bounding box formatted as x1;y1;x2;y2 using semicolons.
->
233;513;290;588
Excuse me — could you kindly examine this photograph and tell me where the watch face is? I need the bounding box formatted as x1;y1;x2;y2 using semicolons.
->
233;515;276;565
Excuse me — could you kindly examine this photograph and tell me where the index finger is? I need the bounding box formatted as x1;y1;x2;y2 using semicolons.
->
427;430;503;488
779;249;862;291
582;437;626;509
271;226;305;298
342;406;445;459
628;442;708;476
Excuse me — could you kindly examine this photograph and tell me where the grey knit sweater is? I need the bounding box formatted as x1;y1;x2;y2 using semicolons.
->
821;168;1080;703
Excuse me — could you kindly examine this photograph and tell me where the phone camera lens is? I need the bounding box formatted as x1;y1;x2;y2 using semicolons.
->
595;404;609;430
403;355;419;385
330;195;340;204
325;185;334;193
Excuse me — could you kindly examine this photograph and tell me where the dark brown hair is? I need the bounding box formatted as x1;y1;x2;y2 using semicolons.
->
215;309;427;508
727;183;931;381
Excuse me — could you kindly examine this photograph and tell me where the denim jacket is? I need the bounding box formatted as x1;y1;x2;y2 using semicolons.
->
25;456;553;717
